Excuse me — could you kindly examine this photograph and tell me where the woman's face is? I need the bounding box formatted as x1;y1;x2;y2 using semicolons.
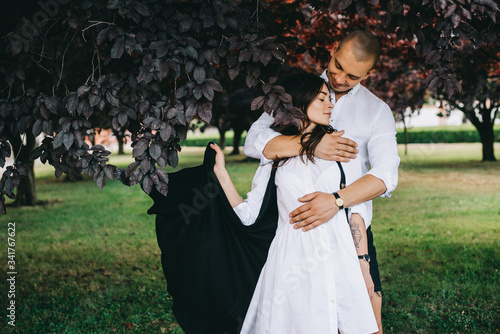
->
305;84;333;130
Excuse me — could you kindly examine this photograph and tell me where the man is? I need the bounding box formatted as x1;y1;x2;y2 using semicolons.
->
243;30;400;333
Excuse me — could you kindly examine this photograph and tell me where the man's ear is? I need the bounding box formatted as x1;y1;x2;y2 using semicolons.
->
330;42;339;56
364;68;376;80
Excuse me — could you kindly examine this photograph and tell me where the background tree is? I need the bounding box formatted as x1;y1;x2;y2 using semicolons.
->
435;43;499;161
0;0;498;214
325;0;499;160
0;0;287;214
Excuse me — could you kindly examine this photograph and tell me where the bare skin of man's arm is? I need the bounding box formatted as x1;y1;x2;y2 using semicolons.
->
262;132;386;231
349;213;374;298
290;174;386;231
262;130;359;162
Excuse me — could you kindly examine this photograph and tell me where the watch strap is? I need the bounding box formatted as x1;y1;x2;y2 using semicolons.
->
358;254;370;262
332;192;344;210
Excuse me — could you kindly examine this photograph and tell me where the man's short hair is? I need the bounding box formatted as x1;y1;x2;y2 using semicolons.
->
338;30;382;70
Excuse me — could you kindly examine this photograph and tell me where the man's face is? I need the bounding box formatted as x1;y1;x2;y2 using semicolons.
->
326;41;375;94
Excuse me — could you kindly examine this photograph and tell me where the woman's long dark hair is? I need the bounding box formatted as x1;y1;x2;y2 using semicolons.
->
271;71;333;165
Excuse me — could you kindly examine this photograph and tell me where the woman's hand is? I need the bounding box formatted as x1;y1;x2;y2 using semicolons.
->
210;143;227;177
209;143;244;208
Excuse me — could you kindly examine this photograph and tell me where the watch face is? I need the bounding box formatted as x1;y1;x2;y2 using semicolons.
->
336;198;343;206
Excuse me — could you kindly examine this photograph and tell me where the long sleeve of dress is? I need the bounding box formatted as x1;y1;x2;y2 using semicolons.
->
233;163;273;225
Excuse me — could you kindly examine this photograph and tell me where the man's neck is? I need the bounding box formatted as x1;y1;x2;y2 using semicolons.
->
333;90;349;102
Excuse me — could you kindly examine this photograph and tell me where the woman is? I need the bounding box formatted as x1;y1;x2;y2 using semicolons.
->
211;72;378;333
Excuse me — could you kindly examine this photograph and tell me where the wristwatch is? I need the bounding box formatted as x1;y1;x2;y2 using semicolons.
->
358;254;371;263
332;192;344;210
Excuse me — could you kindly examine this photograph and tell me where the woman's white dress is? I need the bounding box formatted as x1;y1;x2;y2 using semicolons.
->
234;156;378;334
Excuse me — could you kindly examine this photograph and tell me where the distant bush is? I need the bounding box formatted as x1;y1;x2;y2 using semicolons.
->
181;127;500;147
397;128;500;144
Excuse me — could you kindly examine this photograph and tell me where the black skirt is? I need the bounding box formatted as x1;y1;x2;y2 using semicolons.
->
147;143;278;334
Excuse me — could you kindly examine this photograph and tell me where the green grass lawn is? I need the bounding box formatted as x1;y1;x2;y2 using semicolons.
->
1;143;499;333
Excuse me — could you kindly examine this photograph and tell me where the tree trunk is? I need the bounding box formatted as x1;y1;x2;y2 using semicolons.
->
219;130;226;150
231;128;243;155
114;130;125;155
476;123;496;162
118;137;124;155
10;132;37;206
14;160;37;206
402;113;408;156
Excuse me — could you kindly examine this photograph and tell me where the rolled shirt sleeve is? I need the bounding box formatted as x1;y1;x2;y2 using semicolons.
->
243;112;280;164
349;202;371;229
365;104;400;197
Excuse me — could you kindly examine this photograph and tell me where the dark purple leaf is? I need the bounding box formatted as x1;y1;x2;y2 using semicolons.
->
179;17;193;33
193;67;206;84
133;2;150;16
251;96;265;110
156;168;169;183
239;50;251;62
33;119;43;137
185;46;198;59
97;171;106;189
77;85;90;97
125;161;140;178
150;142;161;160
111;37;125;59
104;165;116;180
118;112;128;126
106;91;120;107
63;132;74;150
96;27;109;44
45;97;58;113
142;174;152;194
168;149;178;168
198;104;212;123
279;93;292;103
202;85;214;101
207;79;222;91
89;94;101;107
90;144;105;151
65;93;79;113
228;67;240;80
155;42;169;58
132;139;148;158
43;120;53;134
429;76;440;91
138;100;150;114
176;86;188;99
262;84;271;94
425;50;439;64
17;165;27;177
125;108;136;120
53;132;64;148
160;123;172;141
185;103;198;122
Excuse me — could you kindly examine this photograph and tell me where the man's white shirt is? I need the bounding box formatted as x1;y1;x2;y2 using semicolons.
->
243;70;400;225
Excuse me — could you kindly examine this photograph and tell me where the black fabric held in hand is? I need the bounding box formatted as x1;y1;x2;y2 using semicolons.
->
147;143;278;334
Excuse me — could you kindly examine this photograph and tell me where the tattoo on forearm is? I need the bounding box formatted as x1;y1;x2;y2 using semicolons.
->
350;222;362;248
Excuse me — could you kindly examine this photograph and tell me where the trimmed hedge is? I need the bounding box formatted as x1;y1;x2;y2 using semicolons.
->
396;128;500;144
181;128;500;147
